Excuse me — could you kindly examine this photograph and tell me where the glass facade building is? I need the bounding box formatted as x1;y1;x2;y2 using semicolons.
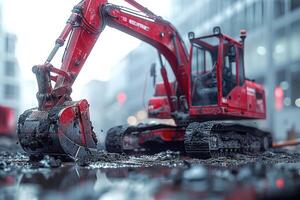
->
0;1;21;116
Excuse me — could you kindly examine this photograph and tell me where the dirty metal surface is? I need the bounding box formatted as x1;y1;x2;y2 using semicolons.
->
1;137;300;200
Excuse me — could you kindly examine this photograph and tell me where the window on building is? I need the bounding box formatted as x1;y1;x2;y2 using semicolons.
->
276;69;291;107
5;35;16;54
291;20;300;61
230;14;239;36
5;61;15;77
235;7;247;32
242;7;248;29
274;28;288;66
253;0;264;28
4;84;19;99
276;69;287;86
274;0;286;18
230;0;239;4
209;2;218;18
260;0;265;24
291;0;300;11
291;68;300;108
247;4;255;29
255;77;265;85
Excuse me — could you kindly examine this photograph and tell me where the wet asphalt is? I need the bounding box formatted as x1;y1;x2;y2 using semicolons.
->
1;136;300;200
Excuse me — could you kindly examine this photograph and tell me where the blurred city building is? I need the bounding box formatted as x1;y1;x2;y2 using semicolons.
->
99;43;177;131
88;0;300;140
0;1;21;116
85;48;158;132
171;0;300;140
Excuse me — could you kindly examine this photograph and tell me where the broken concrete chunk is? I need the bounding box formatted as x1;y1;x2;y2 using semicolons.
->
39;155;62;168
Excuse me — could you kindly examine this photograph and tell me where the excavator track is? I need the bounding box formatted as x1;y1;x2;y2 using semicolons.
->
184;121;272;158
105;124;185;154
184;122;213;158
105;125;130;153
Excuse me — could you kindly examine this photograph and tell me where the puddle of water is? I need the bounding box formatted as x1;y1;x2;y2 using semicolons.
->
2;148;300;199
0;165;172;200
1;162;300;200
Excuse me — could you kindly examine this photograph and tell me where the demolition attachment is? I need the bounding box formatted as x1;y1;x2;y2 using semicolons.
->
17;0;103;160
18;100;98;160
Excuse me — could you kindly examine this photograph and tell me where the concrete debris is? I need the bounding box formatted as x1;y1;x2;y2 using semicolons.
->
39;156;62;168
183;165;207;181
0;161;7;170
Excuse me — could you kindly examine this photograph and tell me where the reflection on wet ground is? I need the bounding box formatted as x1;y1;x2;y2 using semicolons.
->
1;138;300;200
2;162;300;200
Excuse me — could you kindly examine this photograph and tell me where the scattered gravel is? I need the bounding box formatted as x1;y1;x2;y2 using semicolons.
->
1;140;300;200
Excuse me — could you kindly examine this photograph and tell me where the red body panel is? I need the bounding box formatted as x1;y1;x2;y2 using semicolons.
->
0;105;15;135
139;128;185;143
188;80;266;120
148;82;176;119
122;127;185;150
148;97;172;119
153;82;176;97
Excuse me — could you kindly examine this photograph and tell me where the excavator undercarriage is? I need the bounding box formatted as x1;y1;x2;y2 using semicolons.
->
105;121;272;158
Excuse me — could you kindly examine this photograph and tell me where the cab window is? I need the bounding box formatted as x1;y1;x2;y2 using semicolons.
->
190;38;219;106
222;44;238;97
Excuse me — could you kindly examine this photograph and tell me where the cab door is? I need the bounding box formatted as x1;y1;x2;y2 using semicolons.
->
223;44;246;110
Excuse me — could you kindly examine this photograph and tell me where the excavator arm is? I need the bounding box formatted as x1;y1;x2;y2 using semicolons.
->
18;0;190;160
36;0;189;111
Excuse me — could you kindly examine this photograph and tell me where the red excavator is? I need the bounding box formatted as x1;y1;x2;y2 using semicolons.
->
0;105;15;136
17;0;271;160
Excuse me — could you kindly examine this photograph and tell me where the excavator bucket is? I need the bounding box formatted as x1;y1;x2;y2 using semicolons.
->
17;100;98;160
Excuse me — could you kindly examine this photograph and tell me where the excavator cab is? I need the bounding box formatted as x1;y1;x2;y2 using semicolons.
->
187;27;265;121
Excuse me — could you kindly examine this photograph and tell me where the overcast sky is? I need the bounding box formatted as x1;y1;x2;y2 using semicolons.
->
2;0;171;100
